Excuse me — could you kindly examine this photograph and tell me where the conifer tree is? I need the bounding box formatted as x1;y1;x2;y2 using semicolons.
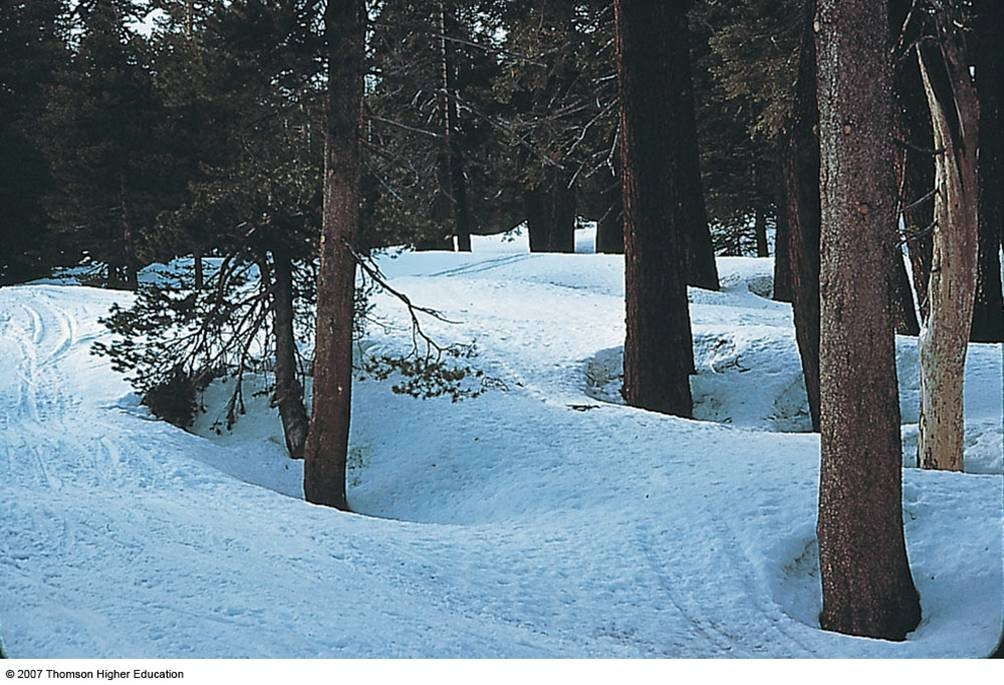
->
815;0;921;641
304;0;366;509
0;0;71;284
42;0;166;289
616;0;695;417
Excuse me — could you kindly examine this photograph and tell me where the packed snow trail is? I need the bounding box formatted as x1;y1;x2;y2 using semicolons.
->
1;233;1001;657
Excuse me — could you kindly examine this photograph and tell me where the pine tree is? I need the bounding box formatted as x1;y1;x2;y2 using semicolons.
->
615;0;694;418
815;0;921;641
303;0;366;510
42;0;166;289
0;0;72;284
783;0;822;431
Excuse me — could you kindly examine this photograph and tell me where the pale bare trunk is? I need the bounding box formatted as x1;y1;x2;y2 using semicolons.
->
916;21;980;472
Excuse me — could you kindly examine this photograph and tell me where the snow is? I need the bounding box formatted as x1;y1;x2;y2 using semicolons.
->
0;230;1001;658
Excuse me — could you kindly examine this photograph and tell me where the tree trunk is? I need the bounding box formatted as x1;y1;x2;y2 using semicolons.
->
916;12;981;472
526;171;576;254
615;0;694;418
815;0;921;641
784;0;822;432
595;170;624;254
442;1;472;253
772;181;793;302
270;248;310;459
194;254;204;289
450;143;473;253
525;186;550;252
754;207;769;258
303;0;365;510
677;17;719;291
119;173;139;291
971;0;1004;342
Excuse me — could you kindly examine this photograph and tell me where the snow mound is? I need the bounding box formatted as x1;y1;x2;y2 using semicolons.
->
2;238;1001;658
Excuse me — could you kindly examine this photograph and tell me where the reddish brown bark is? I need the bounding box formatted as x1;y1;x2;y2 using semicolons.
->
303;0;365;510
615;0;694;418
815;0;921;640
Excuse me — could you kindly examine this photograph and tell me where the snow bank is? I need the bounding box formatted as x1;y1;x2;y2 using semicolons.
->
1;233;1000;658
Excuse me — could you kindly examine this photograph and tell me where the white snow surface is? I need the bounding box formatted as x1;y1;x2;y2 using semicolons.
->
1;228;1001;658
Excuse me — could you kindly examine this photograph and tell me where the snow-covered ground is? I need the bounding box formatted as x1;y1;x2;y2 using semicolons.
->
1;226;1001;658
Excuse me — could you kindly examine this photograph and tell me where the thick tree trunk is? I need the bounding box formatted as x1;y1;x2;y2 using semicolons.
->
303;0;365;510
270;248;309;459
615;0;694;418
772;182;793;302
916;14;981;472
595;171;624;254
677;18;719;291
784;0;822;432
815;0;921;641
971;0;1004;342
194;255;204;289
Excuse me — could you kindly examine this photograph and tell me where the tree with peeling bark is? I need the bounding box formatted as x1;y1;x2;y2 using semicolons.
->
303;0;366;510
615;0;695;418
916;4;981;472
815;0;921;640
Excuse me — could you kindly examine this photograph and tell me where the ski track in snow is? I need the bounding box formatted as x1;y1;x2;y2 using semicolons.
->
1;237;1002;658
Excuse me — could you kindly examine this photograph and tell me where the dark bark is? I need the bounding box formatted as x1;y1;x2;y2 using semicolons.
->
443;1;472;253
815;0;921;641
118;173;139;291
270;248;309;459
526;170;576;254
615;0;694;418
303;0;365;510
902;144;935;320
194;255;204;289
772;180;793;302
450;144;473;253
754;207;769;258
783;0;822;432
595;170;624;254
677;16;719;291
894;33;936;321
972;0;1004;342
891;251;920;336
